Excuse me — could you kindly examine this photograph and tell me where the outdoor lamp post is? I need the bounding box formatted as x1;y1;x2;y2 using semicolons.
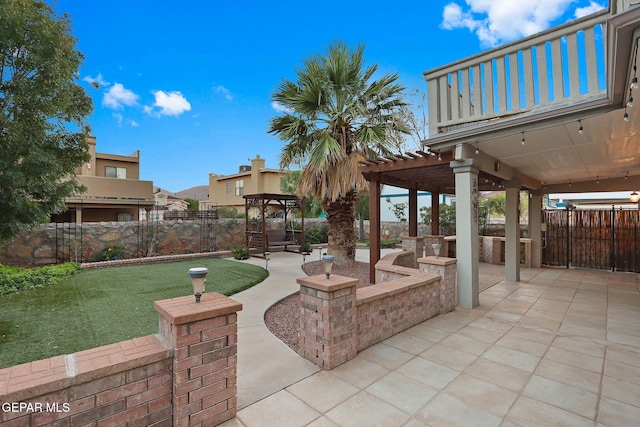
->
264;251;270;270
301;251;308;266
322;254;334;279
432;243;442;258
188;267;208;303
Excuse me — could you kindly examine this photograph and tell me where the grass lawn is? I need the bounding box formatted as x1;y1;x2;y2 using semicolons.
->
0;258;267;368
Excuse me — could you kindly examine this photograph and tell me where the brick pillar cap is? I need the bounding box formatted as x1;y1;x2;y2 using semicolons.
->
297;274;358;292
154;292;242;325
418;256;457;266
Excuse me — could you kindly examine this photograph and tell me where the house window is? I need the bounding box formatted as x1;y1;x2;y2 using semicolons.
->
226;182;233;194
105;166;127;179
235;180;244;196
117;212;133;222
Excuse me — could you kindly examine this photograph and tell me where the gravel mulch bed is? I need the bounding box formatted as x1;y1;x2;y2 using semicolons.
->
263;260;371;354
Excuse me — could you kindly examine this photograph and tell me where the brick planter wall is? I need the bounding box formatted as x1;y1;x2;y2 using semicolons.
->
356;274;442;350
0;292;242;427
0;336;173;426
298;252;457;370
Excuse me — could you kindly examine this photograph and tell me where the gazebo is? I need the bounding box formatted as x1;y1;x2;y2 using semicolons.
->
243;193;305;256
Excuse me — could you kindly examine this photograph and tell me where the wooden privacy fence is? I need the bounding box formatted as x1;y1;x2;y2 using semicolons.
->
543;208;640;272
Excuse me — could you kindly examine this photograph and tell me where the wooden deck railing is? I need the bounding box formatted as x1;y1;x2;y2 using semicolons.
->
425;9;609;136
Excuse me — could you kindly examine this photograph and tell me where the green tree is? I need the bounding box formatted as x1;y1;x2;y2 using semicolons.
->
420;204;457;235
280;170;323;218
184;198;199;211
386;197;408;222
0;0;92;242
269;42;407;264
481;193;506;217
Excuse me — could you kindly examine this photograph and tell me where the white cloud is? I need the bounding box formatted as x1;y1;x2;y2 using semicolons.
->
271;101;293;113
214;85;233;101
574;1;606;18
84;73;110;89
441;0;577;47
112;113;123;125
146;90;191;117
103;83;139;109
130;120;139;127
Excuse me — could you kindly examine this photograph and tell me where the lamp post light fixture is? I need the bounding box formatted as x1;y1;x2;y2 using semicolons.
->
631;191;640;210
188;267;208;303
321;254;334;279
432;243;442;258
264;251;270;270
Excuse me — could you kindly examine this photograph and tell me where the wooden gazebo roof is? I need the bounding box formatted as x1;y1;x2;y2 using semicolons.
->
359;150;504;193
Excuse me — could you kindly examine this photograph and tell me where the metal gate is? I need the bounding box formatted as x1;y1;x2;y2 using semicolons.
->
543;208;640;272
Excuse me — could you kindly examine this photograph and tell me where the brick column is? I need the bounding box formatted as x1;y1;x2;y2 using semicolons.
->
418;256;457;314
401;236;425;267
297;274;358;369
423;235;446;257
155;293;242;427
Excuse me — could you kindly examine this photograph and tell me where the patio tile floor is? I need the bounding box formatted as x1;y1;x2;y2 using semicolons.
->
224;253;640;426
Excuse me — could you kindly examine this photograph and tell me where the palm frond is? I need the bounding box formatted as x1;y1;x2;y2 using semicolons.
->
269;40;409;202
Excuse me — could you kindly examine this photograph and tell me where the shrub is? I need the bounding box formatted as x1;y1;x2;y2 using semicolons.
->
216;206;245;219
87;242;127;262
0;262;81;295
305;224;328;244
382;239;401;248
231;246;250;260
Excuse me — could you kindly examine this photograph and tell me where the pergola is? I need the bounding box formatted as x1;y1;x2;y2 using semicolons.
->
360;150;510;284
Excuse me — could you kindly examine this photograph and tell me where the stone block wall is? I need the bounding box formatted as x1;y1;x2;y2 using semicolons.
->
0;292;242;427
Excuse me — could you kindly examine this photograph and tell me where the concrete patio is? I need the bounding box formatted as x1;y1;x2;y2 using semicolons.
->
225;250;640;426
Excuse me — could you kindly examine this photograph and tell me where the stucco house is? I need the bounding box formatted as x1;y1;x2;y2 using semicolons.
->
207;155;286;211
51;135;154;223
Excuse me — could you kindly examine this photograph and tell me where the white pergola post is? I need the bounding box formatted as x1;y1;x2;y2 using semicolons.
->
504;180;521;282
452;159;479;308
529;191;543;268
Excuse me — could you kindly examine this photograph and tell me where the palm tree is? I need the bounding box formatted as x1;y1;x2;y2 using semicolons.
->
268;41;408;264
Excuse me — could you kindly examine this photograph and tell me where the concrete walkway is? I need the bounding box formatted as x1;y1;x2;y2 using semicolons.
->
230;251;320;408
224;250;640;427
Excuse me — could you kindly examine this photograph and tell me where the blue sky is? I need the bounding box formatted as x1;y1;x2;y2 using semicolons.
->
50;0;606;193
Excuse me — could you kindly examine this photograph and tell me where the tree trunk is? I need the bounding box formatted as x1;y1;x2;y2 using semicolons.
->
325;192;356;265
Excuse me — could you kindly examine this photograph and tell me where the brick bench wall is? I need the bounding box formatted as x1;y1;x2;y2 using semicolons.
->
0;335;172;427
298;252;457;369
356;274;441;351
0;292;242;427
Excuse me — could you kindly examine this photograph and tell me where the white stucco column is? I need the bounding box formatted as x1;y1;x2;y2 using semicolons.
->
529;191;543;268
504;180;521;282
451;159;479;308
